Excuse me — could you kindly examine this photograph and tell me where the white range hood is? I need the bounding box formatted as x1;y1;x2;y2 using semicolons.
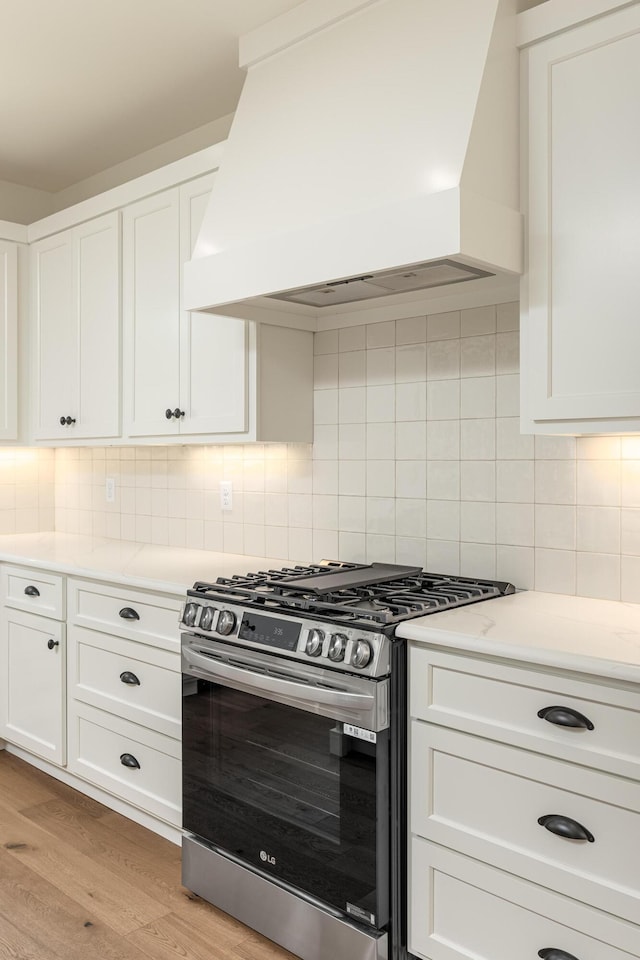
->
184;0;522;328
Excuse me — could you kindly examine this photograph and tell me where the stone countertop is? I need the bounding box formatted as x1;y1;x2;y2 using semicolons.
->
396;589;640;684
0;532;305;596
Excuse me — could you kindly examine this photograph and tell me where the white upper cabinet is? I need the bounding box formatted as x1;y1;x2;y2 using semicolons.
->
122;189;182;437
178;176;247;436
32;212;120;441
0;241;18;440
520;2;640;434
123;174;313;443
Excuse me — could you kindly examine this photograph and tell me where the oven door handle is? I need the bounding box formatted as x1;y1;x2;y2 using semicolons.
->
182;646;386;730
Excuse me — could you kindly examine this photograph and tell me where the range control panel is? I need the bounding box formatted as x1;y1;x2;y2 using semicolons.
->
180;601;391;678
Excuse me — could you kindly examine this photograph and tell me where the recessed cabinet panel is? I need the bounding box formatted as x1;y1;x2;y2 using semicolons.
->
33;234;76;440
0;608;65;765
0;241;17;440
122;190;181;437
179;177;248;435
76;215;121;438
522;5;640;431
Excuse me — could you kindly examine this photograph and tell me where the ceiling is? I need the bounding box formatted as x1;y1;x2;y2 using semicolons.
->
0;0;303;192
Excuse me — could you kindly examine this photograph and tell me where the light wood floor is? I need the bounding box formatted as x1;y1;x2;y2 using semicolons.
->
0;751;297;960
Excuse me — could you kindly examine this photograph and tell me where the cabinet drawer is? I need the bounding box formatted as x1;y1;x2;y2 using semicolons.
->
410;646;640;781
68;579;182;652
411;722;640;924
68;702;181;825
2;565;65;619
68;625;181;739
410;840;638;960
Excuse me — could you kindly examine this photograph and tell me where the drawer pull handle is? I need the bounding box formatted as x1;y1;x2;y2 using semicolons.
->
24;585;40;597
120;753;140;770
539;950;580;960
120;671;141;686
537;705;594;731
47;638;59;651
538;815;594;843
119;607;140;621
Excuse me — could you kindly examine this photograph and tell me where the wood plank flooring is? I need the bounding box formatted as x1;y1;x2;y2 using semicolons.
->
0;751;298;960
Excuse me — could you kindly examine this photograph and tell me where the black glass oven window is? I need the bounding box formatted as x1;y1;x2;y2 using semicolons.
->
182;679;389;927
238;613;300;651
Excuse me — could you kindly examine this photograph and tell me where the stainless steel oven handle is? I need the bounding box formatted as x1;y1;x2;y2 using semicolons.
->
182;645;386;729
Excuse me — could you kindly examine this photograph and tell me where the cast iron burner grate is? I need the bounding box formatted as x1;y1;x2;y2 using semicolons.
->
189;561;515;628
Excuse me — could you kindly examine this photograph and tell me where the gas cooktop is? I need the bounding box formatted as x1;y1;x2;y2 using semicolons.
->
187;560;515;631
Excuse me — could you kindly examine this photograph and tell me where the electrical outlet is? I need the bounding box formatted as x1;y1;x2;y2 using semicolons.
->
105;477;116;503
220;480;233;511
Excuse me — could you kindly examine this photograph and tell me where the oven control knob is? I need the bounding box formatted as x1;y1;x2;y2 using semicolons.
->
183;602;200;627
352;639;373;669
328;633;348;662
217;610;237;636
199;606;215;631
305;628;325;657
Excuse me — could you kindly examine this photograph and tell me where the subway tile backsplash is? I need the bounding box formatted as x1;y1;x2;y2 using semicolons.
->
52;300;640;603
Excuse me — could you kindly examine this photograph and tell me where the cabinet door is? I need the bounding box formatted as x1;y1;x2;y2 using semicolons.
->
523;5;640;430
179;176;248;436
0;241;17;440
122;189;181;437
32;213;120;441
32;231;76;440
74;213;120;438
0;609;65;765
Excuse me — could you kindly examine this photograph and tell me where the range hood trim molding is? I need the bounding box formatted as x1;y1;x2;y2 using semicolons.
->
183;186;522;315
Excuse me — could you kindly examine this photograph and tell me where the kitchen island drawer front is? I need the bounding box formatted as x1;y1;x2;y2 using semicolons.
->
2;566;65;619
410;840;637;960
68;625;181;739
411;722;640;924
68;579;182;651
68;702;181;825
410;646;640;781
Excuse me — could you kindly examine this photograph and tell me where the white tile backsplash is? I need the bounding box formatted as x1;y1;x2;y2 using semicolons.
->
52;299;640;602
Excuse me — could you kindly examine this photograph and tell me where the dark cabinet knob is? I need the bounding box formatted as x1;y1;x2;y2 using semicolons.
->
538;705;594;731
60;416;67;425
173;408;185;419
119;753;140;770
165;408;174;419
119;607;140;621
539;950;580;960
538;814;594;843
24;585;40;597
60;416;76;426
120;671;141;686
47;638;59;650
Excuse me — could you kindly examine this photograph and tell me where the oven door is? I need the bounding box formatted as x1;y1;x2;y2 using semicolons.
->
181;635;390;929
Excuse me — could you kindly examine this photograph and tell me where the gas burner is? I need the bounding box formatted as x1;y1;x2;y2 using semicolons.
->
190;561;515;630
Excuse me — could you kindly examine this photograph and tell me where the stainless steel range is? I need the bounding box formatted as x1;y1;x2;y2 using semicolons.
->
180;561;515;960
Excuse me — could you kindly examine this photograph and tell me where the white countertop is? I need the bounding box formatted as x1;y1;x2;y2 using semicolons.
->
2;534;640;683
397;590;640;684
0;533;305;596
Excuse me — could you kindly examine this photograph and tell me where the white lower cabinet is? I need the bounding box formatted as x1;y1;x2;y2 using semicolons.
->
66;577;182;827
409;645;640;960
67;702;181;826
0;563;182;835
0;608;65;765
411;842;637;960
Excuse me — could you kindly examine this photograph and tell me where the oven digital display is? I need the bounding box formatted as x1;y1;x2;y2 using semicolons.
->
239;613;301;651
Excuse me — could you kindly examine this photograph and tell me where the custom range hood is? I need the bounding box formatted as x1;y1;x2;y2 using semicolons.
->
184;0;522;328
